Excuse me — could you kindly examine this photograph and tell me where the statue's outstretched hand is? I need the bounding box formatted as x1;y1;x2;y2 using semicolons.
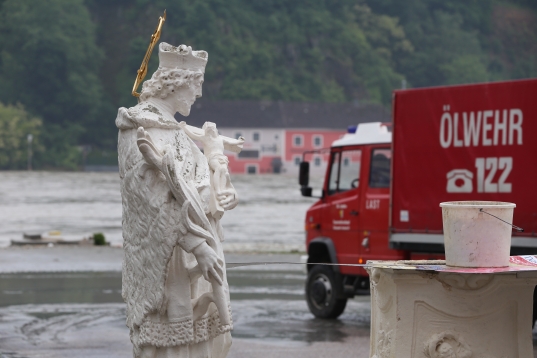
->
218;188;239;210
193;242;224;286
137;127;164;172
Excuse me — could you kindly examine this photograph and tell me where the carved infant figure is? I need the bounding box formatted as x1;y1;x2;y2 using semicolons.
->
179;121;244;219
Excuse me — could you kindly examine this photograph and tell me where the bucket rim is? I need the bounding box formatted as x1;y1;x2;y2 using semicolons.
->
440;201;516;208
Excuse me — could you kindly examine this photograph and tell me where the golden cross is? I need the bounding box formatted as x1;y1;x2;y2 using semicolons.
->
132;10;166;97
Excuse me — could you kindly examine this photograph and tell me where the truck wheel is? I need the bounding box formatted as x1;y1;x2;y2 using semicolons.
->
305;265;347;319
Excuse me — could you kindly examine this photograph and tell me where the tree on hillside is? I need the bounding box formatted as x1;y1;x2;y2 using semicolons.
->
88;0;412;107
0;0;114;167
402;10;489;87
489;3;537;80
0;103;42;170
365;0;537;87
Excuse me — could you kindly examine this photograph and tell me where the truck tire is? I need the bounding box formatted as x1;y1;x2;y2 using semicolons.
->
305;265;347;319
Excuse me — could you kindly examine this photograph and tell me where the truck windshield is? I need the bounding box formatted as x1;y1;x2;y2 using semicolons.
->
328;149;361;195
328;152;340;194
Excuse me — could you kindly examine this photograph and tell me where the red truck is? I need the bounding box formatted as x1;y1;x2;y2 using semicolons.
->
299;78;537;319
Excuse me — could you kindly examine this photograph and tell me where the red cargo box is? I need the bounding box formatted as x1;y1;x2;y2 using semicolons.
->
390;78;537;252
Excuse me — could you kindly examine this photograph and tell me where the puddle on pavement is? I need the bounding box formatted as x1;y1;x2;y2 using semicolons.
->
0;353;28;358
230;297;371;343
228;270;306;301
27;311;77;320
0;269;307;307
0;272;123;307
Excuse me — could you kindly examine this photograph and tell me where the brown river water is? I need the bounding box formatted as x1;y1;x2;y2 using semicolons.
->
0;171;322;251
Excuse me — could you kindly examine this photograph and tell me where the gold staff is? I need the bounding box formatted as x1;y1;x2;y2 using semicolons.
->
132;10;167;97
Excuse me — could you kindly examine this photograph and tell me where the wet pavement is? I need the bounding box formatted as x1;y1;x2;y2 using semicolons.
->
0;300;370;358
0;249;536;357
0;251;369;357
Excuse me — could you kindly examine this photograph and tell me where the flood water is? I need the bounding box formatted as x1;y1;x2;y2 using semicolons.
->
0;171;322;251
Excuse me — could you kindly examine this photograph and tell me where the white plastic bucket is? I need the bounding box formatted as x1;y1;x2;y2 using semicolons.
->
440;201;516;267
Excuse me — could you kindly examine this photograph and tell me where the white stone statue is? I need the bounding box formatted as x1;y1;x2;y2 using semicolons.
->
116;42;238;358
178;121;244;219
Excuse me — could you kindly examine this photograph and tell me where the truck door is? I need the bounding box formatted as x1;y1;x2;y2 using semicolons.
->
323;147;362;275
360;147;405;261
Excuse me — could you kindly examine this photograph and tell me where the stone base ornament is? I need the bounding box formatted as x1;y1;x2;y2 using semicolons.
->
367;259;537;358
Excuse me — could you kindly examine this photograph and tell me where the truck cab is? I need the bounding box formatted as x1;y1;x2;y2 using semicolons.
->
300;122;407;318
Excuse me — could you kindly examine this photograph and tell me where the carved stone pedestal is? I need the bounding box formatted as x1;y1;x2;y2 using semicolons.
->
367;260;537;358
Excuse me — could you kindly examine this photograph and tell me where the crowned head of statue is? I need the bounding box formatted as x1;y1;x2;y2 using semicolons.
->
140;43;208;116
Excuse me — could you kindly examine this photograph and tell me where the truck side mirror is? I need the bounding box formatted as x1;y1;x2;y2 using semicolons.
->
299;161;310;187
299;161;312;197
301;186;313;197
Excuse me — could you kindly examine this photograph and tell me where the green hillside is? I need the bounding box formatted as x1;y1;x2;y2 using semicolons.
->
0;0;535;169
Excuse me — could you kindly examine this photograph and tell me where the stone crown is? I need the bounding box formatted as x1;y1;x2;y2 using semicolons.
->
158;42;208;72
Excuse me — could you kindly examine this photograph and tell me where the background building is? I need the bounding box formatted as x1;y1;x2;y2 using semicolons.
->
183;100;390;175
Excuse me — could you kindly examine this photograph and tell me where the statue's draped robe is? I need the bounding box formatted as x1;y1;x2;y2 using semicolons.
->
116;102;232;358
